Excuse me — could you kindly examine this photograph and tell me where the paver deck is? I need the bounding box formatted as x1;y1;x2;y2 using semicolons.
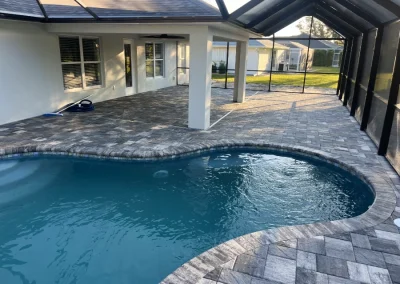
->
0;86;399;284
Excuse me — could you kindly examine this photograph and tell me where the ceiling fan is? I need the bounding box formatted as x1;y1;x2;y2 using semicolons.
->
140;34;185;39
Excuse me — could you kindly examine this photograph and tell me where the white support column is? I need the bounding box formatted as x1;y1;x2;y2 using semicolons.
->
188;28;213;130
233;41;248;103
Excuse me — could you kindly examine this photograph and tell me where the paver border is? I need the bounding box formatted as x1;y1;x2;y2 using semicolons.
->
0;141;396;284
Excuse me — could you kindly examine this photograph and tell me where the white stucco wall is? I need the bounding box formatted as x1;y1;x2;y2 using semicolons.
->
0;20;64;125
0;20;130;125
136;40;177;93
0;20;180;126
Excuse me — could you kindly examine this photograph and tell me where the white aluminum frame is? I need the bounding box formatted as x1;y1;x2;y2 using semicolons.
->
123;39;135;96
59;35;104;92
145;42;165;78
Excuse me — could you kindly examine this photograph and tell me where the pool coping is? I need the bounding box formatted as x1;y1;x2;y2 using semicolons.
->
0;141;397;284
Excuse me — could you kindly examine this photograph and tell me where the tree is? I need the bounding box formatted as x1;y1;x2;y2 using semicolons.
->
296;16;340;38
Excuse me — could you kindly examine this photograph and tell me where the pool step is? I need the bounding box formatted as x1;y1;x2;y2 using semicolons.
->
0;160;61;205
0;160;20;176
0;160;41;188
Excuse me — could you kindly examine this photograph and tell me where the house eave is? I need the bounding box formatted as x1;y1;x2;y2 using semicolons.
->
0;13;224;24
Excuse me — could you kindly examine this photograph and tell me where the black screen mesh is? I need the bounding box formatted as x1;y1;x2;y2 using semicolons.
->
360;30;377;87
355;88;367;123
387;108;400;174
351;36;362;81
375;21;400;101
347;81;356;110
367;96;387;146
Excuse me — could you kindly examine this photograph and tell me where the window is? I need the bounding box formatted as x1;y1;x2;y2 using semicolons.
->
59;36;102;91
145;43;164;78
289;50;301;71
124;44;133;88
332;49;342;68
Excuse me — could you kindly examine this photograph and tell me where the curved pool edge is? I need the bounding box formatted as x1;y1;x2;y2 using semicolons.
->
0;141;397;284
150;144;394;284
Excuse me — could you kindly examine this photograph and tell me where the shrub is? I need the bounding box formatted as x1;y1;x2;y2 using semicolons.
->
212;62;218;73
218;61;227;74
313;50;335;67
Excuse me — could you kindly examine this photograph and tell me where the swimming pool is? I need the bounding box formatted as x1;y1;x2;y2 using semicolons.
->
0;150;374;284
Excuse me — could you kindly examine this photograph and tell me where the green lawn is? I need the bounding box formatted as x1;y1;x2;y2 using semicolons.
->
309;66;340;73
212;72;339;89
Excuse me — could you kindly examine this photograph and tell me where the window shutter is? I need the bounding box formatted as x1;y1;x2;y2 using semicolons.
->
59;37;81;62
82;38;100;62
155;43;164;59
62;64;83;90
84;63;101;87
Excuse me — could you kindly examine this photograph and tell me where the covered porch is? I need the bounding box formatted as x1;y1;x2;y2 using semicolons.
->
0;86;380;159
44;22;252;131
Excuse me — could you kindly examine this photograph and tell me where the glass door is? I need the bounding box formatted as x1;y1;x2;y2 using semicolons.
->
124;40;134;95
288;50;300;71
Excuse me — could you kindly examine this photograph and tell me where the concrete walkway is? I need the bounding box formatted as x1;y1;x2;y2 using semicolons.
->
0;86;399;284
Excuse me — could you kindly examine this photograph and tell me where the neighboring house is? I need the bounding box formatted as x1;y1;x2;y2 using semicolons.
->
275;41;314;72
212;39;314;74
0;0;255;129
212;40;289;75
210;34;343;76
284;33;344;67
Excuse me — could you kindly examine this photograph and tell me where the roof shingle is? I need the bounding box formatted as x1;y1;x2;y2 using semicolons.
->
0;0;221;20
0;0;44;17
83;0;221;18
41;0;91;18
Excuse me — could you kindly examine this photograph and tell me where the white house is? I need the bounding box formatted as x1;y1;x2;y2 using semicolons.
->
277;41;315;72
284;33;344;67
212;39;315;74
0;0;257;130
212;40;289;75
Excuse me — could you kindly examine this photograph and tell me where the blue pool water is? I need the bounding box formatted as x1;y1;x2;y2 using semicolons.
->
0;150;374;284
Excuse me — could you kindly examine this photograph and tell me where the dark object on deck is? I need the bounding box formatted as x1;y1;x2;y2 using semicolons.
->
64;100;95;112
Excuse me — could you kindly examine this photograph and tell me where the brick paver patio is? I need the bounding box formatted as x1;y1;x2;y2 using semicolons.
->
0;86;399;284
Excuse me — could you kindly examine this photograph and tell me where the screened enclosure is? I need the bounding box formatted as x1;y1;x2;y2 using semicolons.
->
178;0;400;175
178;36;343;93
1;0;399;175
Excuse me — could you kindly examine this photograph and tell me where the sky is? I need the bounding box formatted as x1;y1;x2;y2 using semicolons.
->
203;0;301;36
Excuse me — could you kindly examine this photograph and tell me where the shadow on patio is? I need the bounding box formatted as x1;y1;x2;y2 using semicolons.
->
0;86;370;160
